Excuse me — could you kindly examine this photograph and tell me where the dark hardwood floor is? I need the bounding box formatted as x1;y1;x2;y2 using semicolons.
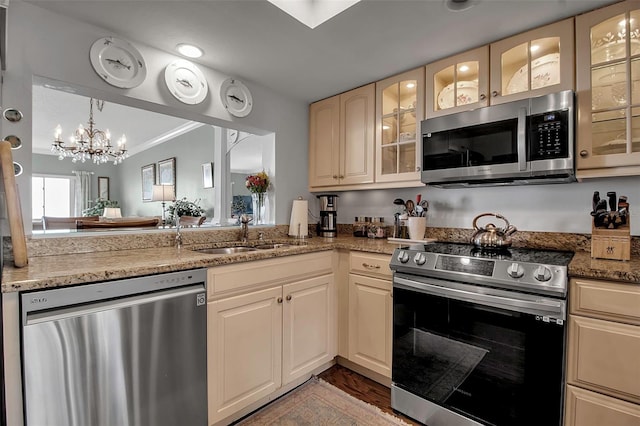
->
318;364;422;426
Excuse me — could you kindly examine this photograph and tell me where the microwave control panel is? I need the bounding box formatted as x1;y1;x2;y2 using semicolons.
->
528;109;569;161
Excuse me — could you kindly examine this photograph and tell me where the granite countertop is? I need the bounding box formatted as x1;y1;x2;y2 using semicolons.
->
3;235;639;293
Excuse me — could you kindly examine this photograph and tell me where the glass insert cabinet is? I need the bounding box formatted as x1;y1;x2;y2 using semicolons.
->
576;1;640;176
375;67;424;183
426;18;574;118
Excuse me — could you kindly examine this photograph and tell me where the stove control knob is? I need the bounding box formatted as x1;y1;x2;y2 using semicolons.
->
534;266;552;282
413;253;426;265
507;262;525;278
397;251;410;264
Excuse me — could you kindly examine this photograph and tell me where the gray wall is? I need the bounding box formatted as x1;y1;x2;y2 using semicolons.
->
1;0;309;236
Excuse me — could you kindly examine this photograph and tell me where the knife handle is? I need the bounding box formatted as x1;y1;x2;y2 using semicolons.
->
592;191;600;212
607;191;617;212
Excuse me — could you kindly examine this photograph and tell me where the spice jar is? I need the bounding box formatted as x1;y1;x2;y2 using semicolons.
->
353;216;370;237
367;217;386;239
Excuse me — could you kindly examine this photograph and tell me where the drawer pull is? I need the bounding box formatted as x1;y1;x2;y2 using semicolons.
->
362;262;381;270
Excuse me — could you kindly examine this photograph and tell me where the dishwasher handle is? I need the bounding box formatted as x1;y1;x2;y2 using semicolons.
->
25;284;205;327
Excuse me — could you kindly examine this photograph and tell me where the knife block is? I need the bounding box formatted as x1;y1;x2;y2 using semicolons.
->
591;213;631;261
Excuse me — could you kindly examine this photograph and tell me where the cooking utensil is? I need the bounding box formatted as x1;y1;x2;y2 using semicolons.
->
470;212;517;249
419;200;429;211
607;191;617;211
416;194;422;205
405;200;415;216
393;198;405;206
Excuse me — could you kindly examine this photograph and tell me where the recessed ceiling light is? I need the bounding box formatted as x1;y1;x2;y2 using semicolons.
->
459;65;470;72
176;43;203;58
445;0;478;12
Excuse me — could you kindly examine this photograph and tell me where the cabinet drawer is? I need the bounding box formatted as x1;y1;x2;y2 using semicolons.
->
349;252;392;279
571;279;640;325
567;315;640;404
565;385;640;426
207;252;333;298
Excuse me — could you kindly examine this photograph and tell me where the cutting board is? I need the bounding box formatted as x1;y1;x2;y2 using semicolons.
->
0;140;28;267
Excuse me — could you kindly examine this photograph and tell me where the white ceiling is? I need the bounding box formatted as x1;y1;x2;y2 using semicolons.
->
25;0;616;104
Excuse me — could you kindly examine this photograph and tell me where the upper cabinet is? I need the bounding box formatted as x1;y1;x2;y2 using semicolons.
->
426;18;574;117
376;67;424;183
576;0;640;178
490;17;574;105
309;84;375;189
426;47;489;118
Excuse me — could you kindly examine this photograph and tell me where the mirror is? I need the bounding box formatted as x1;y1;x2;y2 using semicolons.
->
32;83;275;234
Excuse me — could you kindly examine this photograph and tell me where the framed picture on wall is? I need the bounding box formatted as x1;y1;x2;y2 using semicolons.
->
202;162;214;188
98;176;110;200
141;163;156;202
158;157;176;188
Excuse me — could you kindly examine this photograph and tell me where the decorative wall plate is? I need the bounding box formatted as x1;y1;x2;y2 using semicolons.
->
164;60;209;105
90;37;147;89
220;78;253;117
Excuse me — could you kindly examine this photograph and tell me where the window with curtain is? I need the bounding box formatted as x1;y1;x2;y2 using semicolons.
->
32;175;75;220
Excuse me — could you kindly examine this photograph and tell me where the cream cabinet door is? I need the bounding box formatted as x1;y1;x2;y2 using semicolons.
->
309;95;340;187
339;84;375;185
425;46;489;117
208;286;282;425
575;1;640;177
565;385;640;426
567;315;640;404
375;67;424;183
282;274;336;385
348;273;392;378
489;17;574;104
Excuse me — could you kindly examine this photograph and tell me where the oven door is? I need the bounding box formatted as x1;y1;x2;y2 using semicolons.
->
392;274;566;426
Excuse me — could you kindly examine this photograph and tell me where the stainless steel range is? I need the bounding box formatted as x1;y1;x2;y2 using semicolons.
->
390;242;573;426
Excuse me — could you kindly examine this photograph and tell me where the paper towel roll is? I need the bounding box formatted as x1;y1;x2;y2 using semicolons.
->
288;198;308;237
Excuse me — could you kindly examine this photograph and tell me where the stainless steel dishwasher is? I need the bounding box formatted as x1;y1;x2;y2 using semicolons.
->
21;269;208;426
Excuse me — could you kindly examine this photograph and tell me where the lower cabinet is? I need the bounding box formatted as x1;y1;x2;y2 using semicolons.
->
565;278;640;425
347;252;393;378
206;253;336;425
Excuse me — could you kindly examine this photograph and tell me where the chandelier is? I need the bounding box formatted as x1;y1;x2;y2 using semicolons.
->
51;98;129;164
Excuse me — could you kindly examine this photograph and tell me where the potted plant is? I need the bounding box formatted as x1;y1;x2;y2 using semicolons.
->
82;198;120;216
166;197;205;226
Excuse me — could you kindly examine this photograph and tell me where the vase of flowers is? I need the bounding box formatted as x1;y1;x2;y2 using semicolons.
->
246;171;270;225
166;198;205;226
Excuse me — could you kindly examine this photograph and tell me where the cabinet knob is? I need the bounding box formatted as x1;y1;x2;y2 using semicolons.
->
580;150;589;158
332;175;338;179
286;294;292;301
491;90;499;97
416;166;421;172
479;93;487;100
339;175;344;179
277;297;283;304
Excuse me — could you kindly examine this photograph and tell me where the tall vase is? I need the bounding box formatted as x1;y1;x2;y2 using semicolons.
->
251;192;266;225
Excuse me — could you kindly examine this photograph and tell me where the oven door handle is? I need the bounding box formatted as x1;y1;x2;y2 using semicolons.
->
394;276;565;319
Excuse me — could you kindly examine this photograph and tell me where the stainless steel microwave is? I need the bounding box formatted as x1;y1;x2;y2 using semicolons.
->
421;90;575;187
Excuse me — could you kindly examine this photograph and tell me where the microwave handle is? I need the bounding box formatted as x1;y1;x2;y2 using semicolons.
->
517;107;527;171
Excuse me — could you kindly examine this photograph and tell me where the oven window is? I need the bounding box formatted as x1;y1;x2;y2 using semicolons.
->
422;118;518;171
393;286;565;426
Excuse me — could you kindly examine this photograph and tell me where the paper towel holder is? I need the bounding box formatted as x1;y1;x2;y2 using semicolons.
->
288;196;309;240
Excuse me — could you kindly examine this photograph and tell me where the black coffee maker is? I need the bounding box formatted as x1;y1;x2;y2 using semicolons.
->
317;194;338;237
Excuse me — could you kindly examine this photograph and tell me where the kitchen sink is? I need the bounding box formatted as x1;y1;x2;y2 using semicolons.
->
193;246;257;255
254;243;291;250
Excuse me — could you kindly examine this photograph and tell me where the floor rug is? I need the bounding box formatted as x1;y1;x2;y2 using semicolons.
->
235;376;411;425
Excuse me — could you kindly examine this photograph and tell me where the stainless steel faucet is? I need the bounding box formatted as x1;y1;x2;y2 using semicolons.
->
240;214;250;243
175;221;183;248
